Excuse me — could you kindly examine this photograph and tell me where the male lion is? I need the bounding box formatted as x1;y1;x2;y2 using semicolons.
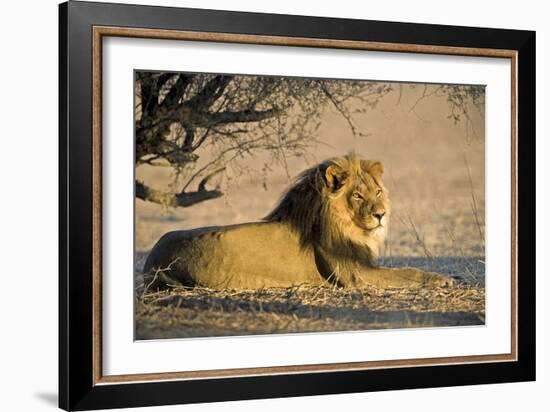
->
144;154;454;290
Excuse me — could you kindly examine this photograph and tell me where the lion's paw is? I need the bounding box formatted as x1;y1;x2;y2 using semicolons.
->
424;271;456;288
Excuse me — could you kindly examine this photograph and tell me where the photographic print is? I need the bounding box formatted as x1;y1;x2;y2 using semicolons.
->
134;71;486;340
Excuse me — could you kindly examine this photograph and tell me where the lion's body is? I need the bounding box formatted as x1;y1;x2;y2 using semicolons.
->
144;222;320;289
144;155;454;290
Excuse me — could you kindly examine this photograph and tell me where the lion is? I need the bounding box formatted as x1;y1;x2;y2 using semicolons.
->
143;154;454;290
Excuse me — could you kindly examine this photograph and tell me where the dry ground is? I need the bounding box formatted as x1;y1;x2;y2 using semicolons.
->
135;282;484;339
134;255;485;339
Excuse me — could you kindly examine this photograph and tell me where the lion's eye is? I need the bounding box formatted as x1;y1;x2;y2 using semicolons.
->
376;188;382;197
352;192;362;200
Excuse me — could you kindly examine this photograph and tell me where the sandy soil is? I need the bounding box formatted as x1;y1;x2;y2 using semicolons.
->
134;84;485;338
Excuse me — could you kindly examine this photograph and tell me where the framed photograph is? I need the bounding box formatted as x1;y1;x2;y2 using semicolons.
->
59;1;535;410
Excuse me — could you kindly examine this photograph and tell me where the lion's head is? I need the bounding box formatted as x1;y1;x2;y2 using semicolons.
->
265;154;390;263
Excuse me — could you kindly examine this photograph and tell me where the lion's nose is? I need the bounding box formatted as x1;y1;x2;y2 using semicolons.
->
373;212;385;221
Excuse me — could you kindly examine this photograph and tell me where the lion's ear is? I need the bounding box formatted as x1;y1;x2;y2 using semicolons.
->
366;161;384;179
324;164;348;191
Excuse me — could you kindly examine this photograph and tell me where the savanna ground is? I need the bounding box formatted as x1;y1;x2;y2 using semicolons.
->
134;82;485;339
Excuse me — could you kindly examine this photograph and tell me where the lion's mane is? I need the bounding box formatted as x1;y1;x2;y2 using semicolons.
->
264;154;389;267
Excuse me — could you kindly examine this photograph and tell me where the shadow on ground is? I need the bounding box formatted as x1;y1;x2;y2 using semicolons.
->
136;297;484;340
379;256;485;285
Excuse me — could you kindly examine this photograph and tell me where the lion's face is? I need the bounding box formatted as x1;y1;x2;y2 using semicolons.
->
265;154;390;257
323;158;390;249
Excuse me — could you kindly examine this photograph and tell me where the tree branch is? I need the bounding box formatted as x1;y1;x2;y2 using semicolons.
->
182;126;195;149
140;78;156;118
185;75;232;110
161;74;192;108
318;82;363;137
136;181;223;207
198;107;280;125
136;107;280;147
198;167;225;192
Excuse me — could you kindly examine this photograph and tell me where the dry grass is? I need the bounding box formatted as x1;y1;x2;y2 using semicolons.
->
135;282;485;339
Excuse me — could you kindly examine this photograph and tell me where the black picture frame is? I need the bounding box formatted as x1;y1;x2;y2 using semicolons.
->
59;1;536;410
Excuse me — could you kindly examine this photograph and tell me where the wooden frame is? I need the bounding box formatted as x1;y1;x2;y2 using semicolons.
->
59;1;535;410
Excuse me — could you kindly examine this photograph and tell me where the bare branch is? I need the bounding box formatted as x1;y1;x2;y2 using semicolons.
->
198;167;225;192
161;74;192;108
318;81;364;138
200;107;281;125
185;75;232;110
136;181;223;208
408;84;429;113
